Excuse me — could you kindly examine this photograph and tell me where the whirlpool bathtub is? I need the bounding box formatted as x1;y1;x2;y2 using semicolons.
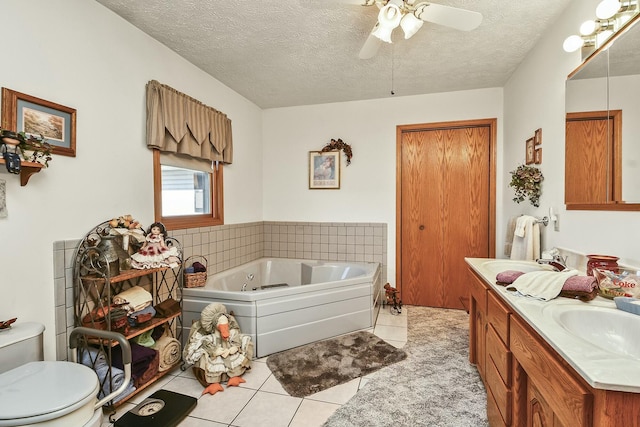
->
182;258;382;357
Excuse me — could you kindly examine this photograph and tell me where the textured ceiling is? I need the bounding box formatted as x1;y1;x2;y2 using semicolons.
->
95;0;573;108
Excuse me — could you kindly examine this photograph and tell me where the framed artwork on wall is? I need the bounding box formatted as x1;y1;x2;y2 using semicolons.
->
309;150;340;189
1;88;77;157
534;128;542;146
535;148;542;164
525;138;535;165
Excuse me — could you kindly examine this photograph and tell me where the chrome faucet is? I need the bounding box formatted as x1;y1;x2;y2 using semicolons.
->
536;255;569;272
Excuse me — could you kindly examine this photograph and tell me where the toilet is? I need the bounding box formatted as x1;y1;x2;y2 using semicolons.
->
0;322;103;427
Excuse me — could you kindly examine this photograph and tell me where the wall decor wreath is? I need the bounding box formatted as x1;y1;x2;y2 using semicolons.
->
321;138;353;166
509;164;544;207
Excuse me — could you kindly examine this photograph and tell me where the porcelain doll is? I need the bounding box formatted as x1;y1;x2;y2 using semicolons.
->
131;222;180;269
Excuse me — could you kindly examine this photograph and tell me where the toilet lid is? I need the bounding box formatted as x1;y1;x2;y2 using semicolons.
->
0;361;99;424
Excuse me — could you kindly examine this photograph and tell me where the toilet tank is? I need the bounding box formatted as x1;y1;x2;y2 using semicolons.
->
0;322;45;374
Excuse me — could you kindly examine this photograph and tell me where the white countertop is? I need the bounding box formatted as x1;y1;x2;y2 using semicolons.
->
466;257;640;393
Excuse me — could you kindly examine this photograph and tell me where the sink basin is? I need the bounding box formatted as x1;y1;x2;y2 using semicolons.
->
546;305;640;360
481;260;552;276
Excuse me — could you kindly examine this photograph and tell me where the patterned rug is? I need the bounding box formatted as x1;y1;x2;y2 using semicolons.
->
266;331;407;398
324;306;488;427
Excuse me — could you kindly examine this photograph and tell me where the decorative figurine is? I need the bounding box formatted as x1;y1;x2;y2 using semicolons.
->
183;303;253;395
130;222;180;269
384;283;403;315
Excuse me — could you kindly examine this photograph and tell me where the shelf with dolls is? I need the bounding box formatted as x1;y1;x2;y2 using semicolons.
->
72;217;184;410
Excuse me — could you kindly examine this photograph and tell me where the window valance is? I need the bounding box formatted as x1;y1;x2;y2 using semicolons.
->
146;80;233;164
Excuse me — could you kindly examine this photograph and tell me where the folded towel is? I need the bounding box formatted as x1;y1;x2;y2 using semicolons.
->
134;350;159;388
128;305;157;327
152;336;182;372
559;287;598;302
112;341;158;380
133;329;156;347
113;286;152;314
506;269;579;301
496;270;525;286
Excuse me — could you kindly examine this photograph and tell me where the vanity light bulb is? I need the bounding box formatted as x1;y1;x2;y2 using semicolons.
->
580;20;597;35
563;35;585;52
596;0;622;19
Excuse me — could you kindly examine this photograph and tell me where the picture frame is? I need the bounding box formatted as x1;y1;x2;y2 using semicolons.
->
309;151;340;189
534;148;542;164
525;138;535;165
534;128;542;146
1;88;76;157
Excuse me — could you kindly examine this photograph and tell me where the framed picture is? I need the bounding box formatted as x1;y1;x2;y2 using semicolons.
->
1;88;76;157
309;151;340;189
534;128;542;146
534;148;542;164
525;138;535;165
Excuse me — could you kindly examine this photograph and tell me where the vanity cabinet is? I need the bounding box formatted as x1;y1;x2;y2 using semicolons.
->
468;270;487;380
72;220;183;409
469;264;640;427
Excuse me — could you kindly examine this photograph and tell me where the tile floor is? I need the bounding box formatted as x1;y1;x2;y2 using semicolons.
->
102;306;407;427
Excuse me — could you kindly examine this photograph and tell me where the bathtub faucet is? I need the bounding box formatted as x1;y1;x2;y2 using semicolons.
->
241;283;247;292
246;273;254;281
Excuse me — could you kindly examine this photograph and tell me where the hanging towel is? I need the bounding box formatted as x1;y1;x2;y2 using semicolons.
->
506;269;579;301
510;216;540;261
504;216;518;257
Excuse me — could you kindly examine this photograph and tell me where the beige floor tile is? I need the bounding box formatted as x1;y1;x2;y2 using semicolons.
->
162;376;210;399
289;399;341;427
124;374;176;405
232;391;302;427
238;360;272;390
305;377;360;405
189;387;256;424
373;324;408;342
178;416;227;426
377;311;408;327
259;374;289;395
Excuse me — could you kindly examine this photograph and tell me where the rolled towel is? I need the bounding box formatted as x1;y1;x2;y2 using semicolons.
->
79;347;136;402
152;336;182;372
496;270;525;286
562;275;597;293
559;275;598;302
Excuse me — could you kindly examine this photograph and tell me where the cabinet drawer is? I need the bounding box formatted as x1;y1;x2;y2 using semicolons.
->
511;316;592;427
486;357;512;426
487;390;508;427
487;291;510;345
469;270;487;310
487;324;512;386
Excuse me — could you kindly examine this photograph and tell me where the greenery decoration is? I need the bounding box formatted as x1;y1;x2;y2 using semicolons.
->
509;164;544;207
321;138;352;165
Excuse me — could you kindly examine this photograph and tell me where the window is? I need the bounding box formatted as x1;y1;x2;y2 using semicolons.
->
153;150;223;230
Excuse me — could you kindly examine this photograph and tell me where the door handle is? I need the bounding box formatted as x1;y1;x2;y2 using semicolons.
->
419;225;425;230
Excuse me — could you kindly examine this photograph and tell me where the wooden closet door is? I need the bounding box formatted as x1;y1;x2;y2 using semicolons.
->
399;121;493;309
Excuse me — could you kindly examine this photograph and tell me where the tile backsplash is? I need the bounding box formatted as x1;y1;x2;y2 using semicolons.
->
55;221;387;360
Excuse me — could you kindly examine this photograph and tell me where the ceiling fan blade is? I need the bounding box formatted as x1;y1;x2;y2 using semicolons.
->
359;25;383;59
414;2;482;31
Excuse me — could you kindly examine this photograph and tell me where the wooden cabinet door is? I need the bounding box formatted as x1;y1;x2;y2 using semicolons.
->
399;121;494;308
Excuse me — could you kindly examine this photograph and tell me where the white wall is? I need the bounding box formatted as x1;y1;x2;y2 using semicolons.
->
0;0;263;359
262;88;504;285
504;0;640;268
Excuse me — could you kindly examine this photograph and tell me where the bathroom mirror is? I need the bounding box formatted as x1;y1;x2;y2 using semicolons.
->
565;15;640;210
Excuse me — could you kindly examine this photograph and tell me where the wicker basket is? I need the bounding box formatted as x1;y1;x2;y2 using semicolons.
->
184;255;208;288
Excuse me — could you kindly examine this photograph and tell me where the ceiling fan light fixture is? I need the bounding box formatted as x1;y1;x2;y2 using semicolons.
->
373;4;402;43
372;25;394;43
400;13;424;39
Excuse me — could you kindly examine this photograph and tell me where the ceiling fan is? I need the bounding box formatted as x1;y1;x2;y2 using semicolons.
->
342;0;483;59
